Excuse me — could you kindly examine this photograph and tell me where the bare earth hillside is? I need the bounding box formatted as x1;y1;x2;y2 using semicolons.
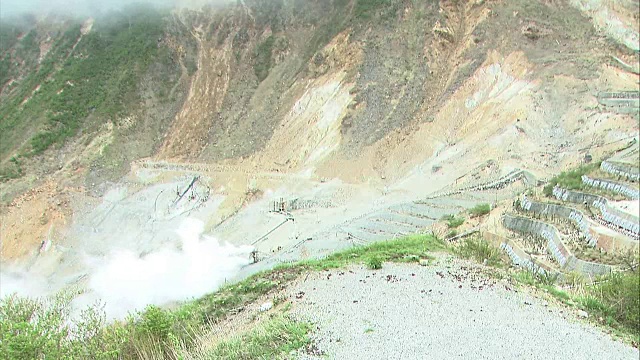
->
0;0;638;323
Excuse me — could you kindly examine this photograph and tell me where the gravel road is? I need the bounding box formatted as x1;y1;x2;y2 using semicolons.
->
287;256;638;359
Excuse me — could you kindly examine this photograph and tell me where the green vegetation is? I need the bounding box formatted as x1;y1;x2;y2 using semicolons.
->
0;6;177;171
469;203;491;217
254;35;276;82
543;164;598;196
579;270;639;334
354;0;393;20
0;292;119;359
0;235;442;359
542;284;571;301
296;234;444;270
512;268;559;287
178;316;311;359
3;229;636;357
512;268;639;340
0;156;23;181
366;255;383;269
442;214;465;228
454;237;505;267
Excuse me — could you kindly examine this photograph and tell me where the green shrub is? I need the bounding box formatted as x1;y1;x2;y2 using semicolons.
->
139;305;174;342
254;35;275;82
454;237;504;267
469;203;491;217
543;164;598;196
0;293;125;359
366;256;383;270
186;316;311;359
585;270;640;333
442;214;465;228
354;0;392;20
0;6;174;160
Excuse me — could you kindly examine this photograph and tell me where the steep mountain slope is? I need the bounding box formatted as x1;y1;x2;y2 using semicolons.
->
0;0;638;304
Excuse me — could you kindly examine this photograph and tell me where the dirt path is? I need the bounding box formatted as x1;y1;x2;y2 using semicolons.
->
287;256;638;359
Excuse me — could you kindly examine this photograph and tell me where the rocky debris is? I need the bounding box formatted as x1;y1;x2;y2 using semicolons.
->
289;260;637;359
258;301;273;312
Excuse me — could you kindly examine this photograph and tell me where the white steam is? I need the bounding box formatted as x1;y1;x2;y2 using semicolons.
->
0;271;49;298
0;0;234;18
75;218;253;319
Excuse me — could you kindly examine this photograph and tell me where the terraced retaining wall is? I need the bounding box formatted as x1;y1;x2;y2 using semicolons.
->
519;195;597;247
581;175;639;199
427;169;526;199
503;214;571;266
600;161;639;182
598;94;640;108
482;231;554;275
553;187;640;237
271;198;334;212
597;92;640;115
502;215;612;277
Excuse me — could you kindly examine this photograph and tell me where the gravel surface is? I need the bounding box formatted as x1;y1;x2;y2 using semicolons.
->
288;256;638;359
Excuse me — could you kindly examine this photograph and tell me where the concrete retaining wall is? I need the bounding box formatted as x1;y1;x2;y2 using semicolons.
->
502;214;612;277
427;169;527;199
519;195;597;247
482;231;553;275
503;214;571;266
520;195;573;218
271;198;334;212
601;161;639;182
500;242;546;275
553;187;640;237
597;92;640;109
582;175;639;199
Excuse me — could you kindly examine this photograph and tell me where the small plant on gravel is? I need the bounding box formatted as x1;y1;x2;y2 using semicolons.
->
562;271;586;291
469;203;491;217
542;285;570;302
366;256;383;270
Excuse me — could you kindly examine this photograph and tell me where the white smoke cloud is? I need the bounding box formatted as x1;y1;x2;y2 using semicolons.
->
0;0;234;18
0;271;49;298
73;218;253;319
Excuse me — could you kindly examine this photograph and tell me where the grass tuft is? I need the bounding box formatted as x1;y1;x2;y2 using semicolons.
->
442;214;465;228
454;237;504;267
177;316;311;360
366;256;383;270
542;164;598;196
469;203;491;217
584;270;639;333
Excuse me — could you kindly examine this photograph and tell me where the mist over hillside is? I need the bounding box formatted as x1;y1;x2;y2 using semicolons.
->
0;0;234;18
